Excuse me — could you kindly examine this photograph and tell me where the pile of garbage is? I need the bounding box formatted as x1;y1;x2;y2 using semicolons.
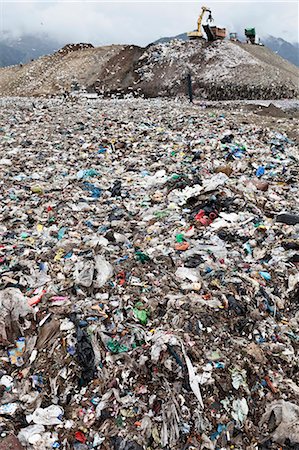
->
0;39;298;100
56;44;95;56
0;96;298;449
133;40;299;100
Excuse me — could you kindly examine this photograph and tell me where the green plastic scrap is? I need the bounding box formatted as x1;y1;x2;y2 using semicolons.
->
175;233;185;243
133;303;148;325
135;250;150;263
107;339;129;354
115;415;124;427
153;210;169;218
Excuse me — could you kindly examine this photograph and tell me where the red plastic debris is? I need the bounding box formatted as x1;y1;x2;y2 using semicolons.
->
75;431;87;443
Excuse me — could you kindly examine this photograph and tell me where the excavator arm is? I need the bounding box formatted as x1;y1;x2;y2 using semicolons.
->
188;5;213;39
197;7;213;31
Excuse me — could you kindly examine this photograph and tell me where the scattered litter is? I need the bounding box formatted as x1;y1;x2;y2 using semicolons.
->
0;96;297;450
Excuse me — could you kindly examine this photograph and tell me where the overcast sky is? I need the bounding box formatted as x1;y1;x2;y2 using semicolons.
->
1;1;298;46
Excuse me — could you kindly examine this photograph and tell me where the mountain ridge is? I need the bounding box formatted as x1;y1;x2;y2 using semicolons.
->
0;33;62;67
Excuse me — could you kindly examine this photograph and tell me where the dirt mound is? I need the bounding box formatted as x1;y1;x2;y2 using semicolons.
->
0;40;298;100
0;44;126;97
255;103;289;118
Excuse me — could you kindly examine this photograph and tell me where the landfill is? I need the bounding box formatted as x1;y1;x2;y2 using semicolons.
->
0;39;298;100
0;96;298;450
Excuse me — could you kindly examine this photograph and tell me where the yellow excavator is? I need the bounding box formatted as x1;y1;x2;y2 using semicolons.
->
188;5;226;41
187;5;213;40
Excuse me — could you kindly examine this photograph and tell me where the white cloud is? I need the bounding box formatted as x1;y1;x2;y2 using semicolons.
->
1;1;298;45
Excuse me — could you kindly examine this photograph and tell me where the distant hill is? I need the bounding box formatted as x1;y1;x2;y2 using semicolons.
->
263;35;299;67
152;33;299;67
0;42;24;67
0;33;62;67
153;32;188;44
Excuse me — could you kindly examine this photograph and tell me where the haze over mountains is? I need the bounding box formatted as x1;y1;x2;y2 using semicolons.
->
0;32;298;68
264;35;299;67
0;33;61;67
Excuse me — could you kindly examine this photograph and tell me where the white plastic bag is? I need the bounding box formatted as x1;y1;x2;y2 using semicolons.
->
28;405;64;426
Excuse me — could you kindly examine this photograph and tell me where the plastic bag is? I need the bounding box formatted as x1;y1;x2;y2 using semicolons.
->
70;313;96;386
74;259;95;287
28;405;64;426
94;255;113;288
18;424;45;445
260;400;299;444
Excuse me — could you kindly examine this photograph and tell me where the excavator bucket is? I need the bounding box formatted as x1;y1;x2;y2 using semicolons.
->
203;25;214;42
